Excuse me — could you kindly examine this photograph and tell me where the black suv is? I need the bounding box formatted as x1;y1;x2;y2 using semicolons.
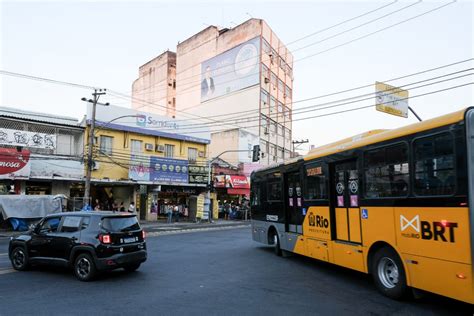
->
8;211;147;281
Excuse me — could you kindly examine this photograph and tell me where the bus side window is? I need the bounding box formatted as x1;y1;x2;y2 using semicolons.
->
414;133;455;196
305;165;327;200
251;184;260;206
364;143;409;198
267;181;282;201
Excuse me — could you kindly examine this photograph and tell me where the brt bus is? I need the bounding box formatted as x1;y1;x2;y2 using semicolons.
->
250;107;474;303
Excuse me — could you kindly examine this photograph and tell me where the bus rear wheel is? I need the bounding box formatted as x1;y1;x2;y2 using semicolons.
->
372;247;408;300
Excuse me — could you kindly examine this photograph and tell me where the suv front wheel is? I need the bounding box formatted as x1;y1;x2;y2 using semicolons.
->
11;247;29;271
74;253;96;281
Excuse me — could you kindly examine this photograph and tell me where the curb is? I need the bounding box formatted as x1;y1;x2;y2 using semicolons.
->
147;224;250;237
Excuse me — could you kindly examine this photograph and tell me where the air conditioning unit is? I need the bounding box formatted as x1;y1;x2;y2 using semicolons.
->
283;93;287;98
92;161;100;170
145;143;154;151
156;145;165;152
264;127;269;135
198;151;205;158
264;77;270;84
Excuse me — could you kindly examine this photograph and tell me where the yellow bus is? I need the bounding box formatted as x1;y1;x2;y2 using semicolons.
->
250;107;474;303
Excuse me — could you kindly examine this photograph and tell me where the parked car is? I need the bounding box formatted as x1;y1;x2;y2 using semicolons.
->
8;211;147;281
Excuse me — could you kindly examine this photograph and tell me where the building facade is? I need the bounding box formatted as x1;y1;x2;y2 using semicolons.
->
0;106;84;197
132;51;177;117
131;18;294;166
176;19;293;165
85;104;213;221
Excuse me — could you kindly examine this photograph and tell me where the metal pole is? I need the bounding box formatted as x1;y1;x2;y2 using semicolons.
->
408;106;422;122
84;90;99;207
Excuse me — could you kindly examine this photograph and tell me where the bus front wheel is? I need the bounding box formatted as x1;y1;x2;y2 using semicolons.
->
272;232;282;257
372;247;408;300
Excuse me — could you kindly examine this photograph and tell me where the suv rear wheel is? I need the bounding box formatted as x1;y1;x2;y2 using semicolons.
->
11;247;29;271
74;253;96;281
123;263;141;272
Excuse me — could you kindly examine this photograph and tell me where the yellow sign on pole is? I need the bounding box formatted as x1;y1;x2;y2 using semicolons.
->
375;82;409;118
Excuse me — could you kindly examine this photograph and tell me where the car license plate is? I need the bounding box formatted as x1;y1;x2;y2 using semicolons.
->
123;237;136;243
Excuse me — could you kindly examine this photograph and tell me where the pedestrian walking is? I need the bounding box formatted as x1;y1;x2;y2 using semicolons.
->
173;205;179;222
128;202;135;213
166;205;173;224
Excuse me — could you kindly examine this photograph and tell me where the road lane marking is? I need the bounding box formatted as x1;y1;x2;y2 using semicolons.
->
0;253;8;257
0;267;16;275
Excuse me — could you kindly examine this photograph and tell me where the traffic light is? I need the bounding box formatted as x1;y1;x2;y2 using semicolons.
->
252;145;260;162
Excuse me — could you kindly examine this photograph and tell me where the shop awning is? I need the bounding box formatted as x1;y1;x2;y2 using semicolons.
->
227;188;250;196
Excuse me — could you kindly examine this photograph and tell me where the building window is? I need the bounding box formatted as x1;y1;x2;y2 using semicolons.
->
270;120;277;134
261;64;269;79
414;133;455;196
173;80;176;89
164;144;175;158
271;72;277;87
279;57;285;70
99;135;113;155
364;143;410;198
278;101;283;114
260;89;269;106
172;97;176;108
270;97;276;115
267;180;282;201
277;124;283;136
131;139;142;154
188;147;198;162
260;114;269;130
285;128;291;141
263;39;271;55
277;146;284;158
278;79;284;92
285;85;292;98
270;48;277;64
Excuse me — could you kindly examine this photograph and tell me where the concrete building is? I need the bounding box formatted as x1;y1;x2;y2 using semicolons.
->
0;106;84;197
85;104;215;221
132;51;177;117
131;18;294;166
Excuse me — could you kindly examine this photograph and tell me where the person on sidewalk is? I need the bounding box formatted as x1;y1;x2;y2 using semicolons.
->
128;202;135;213
173;205;179;222
166;206;173;224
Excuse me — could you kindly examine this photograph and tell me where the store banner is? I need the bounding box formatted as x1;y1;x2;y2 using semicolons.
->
213;175;250;189
0;148;31;179
0;128;56;149
228;175;250;189
150;157;188;183
129;155;151;181
188;164;209;184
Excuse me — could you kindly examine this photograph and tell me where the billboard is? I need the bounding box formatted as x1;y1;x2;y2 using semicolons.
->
0;128;56;149
201;37;260;102
375;82;409;118
150;157;188;183
188;164;209;184
129;155;151;182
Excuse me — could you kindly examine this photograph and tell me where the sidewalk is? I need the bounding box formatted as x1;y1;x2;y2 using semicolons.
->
0;219;250;238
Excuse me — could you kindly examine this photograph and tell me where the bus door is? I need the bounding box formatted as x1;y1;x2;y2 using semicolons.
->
285;172;304;234
332;160;362;244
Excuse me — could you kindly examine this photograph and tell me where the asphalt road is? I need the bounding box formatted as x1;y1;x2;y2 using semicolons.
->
0;228;472;315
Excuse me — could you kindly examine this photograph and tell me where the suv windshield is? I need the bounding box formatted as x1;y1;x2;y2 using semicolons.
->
102;216;140;232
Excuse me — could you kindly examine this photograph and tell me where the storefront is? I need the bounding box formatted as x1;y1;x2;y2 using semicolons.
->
214;174;250;204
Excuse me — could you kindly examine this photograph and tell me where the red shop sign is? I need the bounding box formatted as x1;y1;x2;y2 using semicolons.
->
0;148;31;175
228;175;249;189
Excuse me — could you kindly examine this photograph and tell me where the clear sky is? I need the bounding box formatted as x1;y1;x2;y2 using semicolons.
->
1;0;473;154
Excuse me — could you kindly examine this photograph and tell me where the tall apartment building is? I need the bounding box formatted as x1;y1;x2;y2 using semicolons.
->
132;51;177;117
132;19;293;165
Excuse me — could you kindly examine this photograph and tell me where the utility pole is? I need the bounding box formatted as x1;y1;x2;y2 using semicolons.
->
82;89;107;207
292;139;309;158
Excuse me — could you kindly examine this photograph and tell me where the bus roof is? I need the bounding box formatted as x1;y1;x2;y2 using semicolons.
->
304;107;470;162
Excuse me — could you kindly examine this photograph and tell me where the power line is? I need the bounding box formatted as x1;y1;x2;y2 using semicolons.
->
147;82;473;135
111;69;473;132
124;1;456;115
129;1;399;97
116;58;473;124
0;70;97;90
